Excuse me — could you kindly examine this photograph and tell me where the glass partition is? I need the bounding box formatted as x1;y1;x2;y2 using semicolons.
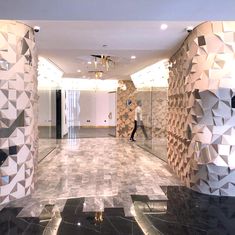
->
64;90;117;138
38;89;57;162
135;87;168;162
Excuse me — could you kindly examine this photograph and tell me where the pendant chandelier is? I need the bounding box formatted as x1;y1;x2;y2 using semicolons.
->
91;54;115;72
88;70;104;79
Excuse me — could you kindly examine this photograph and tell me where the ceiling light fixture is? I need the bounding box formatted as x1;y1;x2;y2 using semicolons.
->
91;54;114;72
160;23;168;30
131;55;136;59
89;70;104;79
77;69;81;73
87;61;92;64
95;71;103;78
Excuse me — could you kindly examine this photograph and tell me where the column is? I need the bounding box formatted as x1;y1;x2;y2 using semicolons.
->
168;21;235;196
0;21;38;204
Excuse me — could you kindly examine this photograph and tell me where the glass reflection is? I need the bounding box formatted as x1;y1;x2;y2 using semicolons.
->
135;87;168;162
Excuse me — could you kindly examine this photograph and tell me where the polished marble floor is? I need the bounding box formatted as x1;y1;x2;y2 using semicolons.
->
137;137;167;162
134;186;235;235
1;138;181;234
35;138;180;216
64;127;116;138
38;139;57;162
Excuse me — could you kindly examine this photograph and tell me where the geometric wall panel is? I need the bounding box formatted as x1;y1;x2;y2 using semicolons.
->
0;20;38;205
116;80;136;137
135;88;168;139
168;21;235;196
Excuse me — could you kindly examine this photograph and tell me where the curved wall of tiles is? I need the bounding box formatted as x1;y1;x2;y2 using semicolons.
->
0;21;38;204
168;21;235;196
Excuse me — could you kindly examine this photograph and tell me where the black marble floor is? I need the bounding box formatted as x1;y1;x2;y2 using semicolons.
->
0;197;144;235
3;186;235;234
135;186;235;235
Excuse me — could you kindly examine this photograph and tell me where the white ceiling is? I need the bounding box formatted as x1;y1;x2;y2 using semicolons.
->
1;0;234;80
23;20;200;79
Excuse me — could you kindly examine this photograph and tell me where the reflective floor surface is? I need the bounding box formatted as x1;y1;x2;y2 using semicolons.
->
137;138;167;162
134;186;235;235
0;138;181;234
0;198;144;235
64;127;116;138
38;139;57;162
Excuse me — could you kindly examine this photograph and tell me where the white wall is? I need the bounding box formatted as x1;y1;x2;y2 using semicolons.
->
79;91;96;126
66;90;116;127
38;90;56;126
108;92;116;126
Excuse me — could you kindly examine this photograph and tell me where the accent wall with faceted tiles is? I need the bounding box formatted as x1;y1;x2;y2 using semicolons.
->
0;21;38;205
168;21;235;196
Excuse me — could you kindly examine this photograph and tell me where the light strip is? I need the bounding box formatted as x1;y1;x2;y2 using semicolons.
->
131;59;169;89
62;78;118;91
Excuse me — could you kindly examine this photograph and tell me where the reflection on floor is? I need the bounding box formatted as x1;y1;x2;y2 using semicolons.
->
35;138;180;216
137;138;167;162
64;127;116;138
134;186;235;235
0;138;180;234
39;126;56;139
0;199;143;235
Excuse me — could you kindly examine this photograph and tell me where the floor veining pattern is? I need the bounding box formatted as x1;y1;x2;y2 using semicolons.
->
5;138;181;217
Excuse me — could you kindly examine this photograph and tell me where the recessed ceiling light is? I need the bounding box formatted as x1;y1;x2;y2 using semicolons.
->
87;61;92;64
131;55;136;59
77;69;81;73
160;24;168;30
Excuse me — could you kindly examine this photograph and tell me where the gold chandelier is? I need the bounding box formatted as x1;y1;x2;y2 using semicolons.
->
91;54;114;72
95;71;103;78
88;70;104;79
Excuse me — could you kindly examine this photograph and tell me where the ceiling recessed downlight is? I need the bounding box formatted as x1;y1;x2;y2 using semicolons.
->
160;24;168;30
131;55;136;59
77;69;81;73
87;61;92;64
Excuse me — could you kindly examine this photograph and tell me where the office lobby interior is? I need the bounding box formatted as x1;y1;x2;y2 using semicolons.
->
1;1;235;234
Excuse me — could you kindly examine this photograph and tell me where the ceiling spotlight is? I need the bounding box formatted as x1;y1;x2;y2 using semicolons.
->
160;24;168;30
87;61;92;64
131;55;136;60
77;69;81;73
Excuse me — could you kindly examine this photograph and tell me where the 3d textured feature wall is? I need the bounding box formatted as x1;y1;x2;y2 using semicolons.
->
116;80;136;137
0;21;38;204
168;21;235;196
135;88;167;139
